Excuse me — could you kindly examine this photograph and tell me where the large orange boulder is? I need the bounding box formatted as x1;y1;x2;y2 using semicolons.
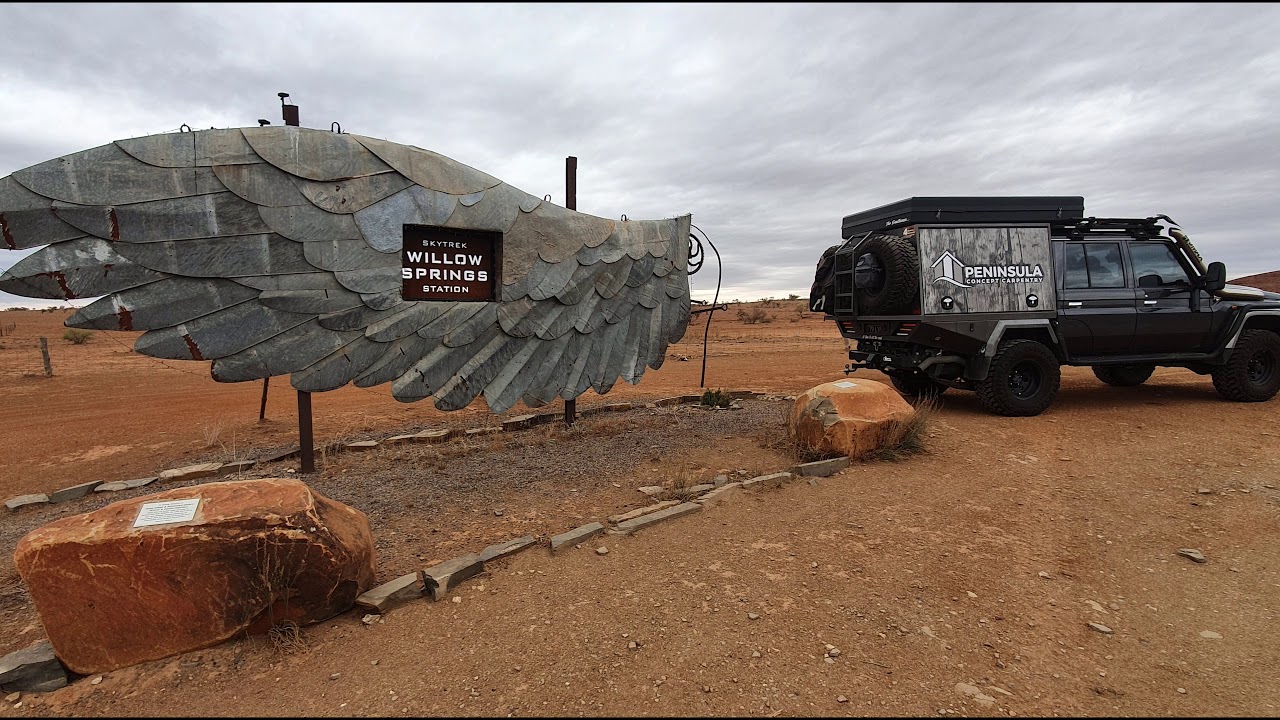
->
13;478;375;675
790;380;916;459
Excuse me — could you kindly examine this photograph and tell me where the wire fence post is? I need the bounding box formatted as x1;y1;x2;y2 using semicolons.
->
39;337;52;377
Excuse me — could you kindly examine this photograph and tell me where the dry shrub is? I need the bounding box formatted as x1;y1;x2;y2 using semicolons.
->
700;388;732;408
62;328;93;344
736;307;771;324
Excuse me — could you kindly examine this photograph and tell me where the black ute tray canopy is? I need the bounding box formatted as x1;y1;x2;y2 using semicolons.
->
841;196;1085;239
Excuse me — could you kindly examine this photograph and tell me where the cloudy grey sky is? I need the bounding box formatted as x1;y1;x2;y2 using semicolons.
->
1;3;1277;308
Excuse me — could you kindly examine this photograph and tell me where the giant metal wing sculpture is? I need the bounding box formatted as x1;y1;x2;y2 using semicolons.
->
0;127;691;412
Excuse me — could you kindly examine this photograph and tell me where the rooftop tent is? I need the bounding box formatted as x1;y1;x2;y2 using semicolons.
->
841;196;1085;239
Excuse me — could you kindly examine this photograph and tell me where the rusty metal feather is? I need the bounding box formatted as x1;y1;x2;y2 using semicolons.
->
304;239;398;272
289;335;388;392
52;192;270;243
0;176;87;250
441;303;498;347
334;267;398;294
433;330;532;411
258;288;363;315
112;234;313;277
242;127;394;182
0;237;168;299
115;129;259;167
214;163;309;207
258;203;362;243
13;143;223;205
133;301;310;361
211;321;363;382
317;301;410;332
294;171;414;214
484;330;573;412
522;330;586;407
353;333;433;388
354;185;458;253
359;289;403;310
365;301;458;342
232;272;345;293
67;278;259;331
351;134;501;195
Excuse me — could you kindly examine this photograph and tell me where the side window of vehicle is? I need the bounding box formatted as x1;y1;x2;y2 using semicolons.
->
1129;242;1192;288
1064;243;1090;289
1064;243;1124;289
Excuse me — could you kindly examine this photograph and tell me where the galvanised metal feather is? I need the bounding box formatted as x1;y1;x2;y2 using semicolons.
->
0;126;691;413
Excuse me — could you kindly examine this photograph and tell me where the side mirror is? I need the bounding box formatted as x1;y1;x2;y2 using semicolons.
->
1204;261;1226;293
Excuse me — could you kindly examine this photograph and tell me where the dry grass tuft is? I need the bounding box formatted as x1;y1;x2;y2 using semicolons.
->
268;620;307;654
658;465;704;503
585;416;633;437
758;403;841;464
861;399;936;462
201;419;225;450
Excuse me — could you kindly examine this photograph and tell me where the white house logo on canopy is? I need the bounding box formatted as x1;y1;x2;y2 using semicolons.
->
931;250;1045;288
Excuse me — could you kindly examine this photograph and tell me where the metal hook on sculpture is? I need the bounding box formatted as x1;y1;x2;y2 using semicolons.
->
179;124;192;133
621;214;628;222
331;122;342;134
544;194;552;203
688;232;705;275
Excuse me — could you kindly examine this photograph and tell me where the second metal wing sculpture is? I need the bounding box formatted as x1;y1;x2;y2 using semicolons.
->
0;127;691;412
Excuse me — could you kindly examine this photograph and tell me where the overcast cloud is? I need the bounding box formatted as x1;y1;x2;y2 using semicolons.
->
1;3;1277;308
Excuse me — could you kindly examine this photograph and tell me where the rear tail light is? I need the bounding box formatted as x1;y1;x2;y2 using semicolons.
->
897;322;917;336
838;320;857;333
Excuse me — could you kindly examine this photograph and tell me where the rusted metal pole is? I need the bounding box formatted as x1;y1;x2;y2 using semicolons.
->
298;390;314;473
564;156;578;426
259;378;270;422
39;337;51;377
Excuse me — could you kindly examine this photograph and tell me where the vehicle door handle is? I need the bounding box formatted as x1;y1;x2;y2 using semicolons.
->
1143;300;1157;305
1067;301;1083;307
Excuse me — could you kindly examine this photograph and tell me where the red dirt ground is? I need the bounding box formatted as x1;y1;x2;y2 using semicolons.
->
1;302;1278;717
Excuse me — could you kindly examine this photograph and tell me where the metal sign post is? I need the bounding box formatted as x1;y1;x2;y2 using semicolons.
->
298;390;314;473
563;155;578;426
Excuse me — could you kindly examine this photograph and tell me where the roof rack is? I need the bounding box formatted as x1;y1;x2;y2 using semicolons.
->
1052;216;1170;240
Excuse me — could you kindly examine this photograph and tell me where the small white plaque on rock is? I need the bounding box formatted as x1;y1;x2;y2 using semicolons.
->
833;381;857;388
133;498;201;528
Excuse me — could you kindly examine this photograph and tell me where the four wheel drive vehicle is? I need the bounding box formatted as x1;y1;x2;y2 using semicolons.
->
809;196;1280;416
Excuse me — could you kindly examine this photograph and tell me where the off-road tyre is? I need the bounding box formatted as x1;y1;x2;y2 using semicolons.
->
889;372;948;400
975;339;1061;416
1212;329;1280;402
809;244;841;313
854;235;919;315
1092;364;1155;387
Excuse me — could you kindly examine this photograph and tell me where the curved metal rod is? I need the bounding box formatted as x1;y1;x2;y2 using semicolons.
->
690;224;722;389
331;122;342;134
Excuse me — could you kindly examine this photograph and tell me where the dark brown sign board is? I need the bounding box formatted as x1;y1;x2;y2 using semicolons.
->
401;226;501;302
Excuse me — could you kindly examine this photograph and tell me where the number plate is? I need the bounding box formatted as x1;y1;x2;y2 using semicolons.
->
860;322;891;336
